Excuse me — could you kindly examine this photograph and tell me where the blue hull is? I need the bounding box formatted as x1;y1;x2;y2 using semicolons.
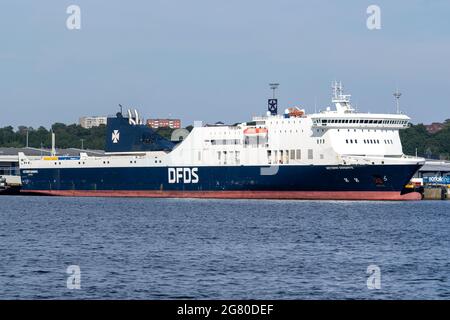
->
20;164;420;193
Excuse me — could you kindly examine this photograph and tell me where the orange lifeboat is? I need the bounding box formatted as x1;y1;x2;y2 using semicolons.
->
286;107;305;118
243;128;268;135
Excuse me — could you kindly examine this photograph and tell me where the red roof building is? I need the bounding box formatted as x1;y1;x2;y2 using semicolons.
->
146;119;181;129
425;122;445;134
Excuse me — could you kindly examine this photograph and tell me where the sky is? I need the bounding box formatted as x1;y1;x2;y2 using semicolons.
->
0;0;449;128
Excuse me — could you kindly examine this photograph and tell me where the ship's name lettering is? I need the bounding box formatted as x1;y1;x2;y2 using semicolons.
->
168;168;199;184
23;170;38;174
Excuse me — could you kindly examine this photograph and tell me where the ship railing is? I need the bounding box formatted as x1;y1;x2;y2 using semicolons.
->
252;115;284;121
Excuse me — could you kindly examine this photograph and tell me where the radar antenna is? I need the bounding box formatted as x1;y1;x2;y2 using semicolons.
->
269;83;279;99
393;89;402;114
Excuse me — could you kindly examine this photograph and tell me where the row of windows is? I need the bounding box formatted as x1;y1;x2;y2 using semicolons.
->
210;139;241;145
318;119;407;125
345;139;395;144
49;159;154;166
267;149;316;164
217;151;241;165
268;120;303;125
215;148;322;165
336;128;396;133
244;136;268;146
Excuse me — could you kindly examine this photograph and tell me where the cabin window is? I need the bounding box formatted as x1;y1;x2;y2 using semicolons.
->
296;149;301;160
308;149;313;160
290;150;295;160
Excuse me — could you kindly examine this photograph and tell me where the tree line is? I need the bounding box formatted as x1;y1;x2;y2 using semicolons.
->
0;123;189;151
0;124;106;150
400;120;450;160
0;121;449;159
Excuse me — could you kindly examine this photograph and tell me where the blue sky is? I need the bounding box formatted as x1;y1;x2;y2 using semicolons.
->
1;0;449;128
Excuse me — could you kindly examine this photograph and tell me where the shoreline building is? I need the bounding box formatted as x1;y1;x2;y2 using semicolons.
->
424;122;446;134
79;116;107;129
147;118;181;129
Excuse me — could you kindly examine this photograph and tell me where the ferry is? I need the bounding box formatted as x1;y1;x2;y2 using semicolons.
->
19;82;425;200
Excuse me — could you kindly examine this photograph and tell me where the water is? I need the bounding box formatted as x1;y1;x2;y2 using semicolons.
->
0;196;449;299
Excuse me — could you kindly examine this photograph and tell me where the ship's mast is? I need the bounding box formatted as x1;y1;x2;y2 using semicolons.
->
331;81;354;113
268;83;280;115
269;83;279;99
393;89;402;114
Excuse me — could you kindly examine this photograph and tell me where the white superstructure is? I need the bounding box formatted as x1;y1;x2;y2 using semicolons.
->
20;82;422;170
166;81;417;168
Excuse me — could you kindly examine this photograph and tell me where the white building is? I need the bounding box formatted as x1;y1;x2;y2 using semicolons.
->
79;116;107;129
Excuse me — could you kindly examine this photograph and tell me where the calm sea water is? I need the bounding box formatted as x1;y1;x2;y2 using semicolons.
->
0;196;449;300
